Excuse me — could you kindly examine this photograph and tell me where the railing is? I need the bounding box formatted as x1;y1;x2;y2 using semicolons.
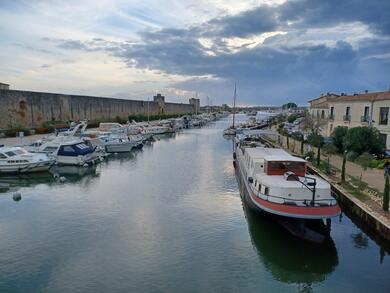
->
343;114;351;122
361;115;370;123
249;184;338;207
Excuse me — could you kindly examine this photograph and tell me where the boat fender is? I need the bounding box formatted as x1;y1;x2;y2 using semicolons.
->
233;161;237;168
12;192;22;202
233;152;237;160
83;163;89;167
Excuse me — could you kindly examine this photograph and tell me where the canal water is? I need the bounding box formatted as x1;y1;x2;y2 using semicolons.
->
0;116;389;292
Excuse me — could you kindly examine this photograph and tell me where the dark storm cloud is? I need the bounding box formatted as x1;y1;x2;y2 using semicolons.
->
279;0;390;35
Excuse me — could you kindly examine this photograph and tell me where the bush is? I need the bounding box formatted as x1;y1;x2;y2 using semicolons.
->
369;159;385;169
5;125;31;137
346;151;359;162
287;114;299;123
344;126;384;155
304;151;314;161
331;126;348;152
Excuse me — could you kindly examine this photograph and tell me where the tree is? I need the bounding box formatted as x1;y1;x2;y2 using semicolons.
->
331;126;348;152
355;152;373;185
323;143;338;174
307;133;324;166
383;175;389;211
291;132;305;154
341;150;347;183
282;102;297;110
344;126;384;155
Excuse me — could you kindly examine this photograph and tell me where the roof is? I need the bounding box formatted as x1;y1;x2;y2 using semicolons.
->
244;147;306;162
330;90;390;103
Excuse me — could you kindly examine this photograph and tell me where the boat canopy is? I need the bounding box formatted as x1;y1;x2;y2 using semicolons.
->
57;143;94;156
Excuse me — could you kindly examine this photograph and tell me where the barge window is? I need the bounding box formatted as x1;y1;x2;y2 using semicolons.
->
264;187;269;195
258;184;261;192
5;151;16;157
267;161;305;175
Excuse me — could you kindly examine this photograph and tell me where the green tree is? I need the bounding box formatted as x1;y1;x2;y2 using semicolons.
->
331;126;348;152
355;152;373;185
323;143;338;174
383;175;389;211
344;126;384;155
307;133;324;166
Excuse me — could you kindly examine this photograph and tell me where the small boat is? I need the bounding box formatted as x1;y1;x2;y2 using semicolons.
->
100;134;142;153
0;146;54;173
55;140;98;166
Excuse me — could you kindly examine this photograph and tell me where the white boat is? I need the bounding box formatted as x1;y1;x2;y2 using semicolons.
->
0;146;54;173
55;140;98;166
234;136;341;242
100;134;142;153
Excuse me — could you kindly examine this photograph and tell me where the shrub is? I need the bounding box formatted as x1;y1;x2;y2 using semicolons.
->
304;151;314;161
5;125;31;137
287;114;299;123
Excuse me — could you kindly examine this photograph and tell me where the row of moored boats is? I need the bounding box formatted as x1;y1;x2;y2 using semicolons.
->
0;113;228;174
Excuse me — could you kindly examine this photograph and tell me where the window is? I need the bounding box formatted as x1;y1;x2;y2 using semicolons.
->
0;153;6;159
267;161;306;175
75;143;89;150
321;110;325;119
63;146;75;152
344;107;351;121
264;187;269;195
258;184;262;192
364;106;370;117
380;133;387;149
379;107;389;125
330;106;334;117
5;151;16;157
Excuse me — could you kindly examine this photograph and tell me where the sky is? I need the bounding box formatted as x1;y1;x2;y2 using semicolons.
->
0;0;389;106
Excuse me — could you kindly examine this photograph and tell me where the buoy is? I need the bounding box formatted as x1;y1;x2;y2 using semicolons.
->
83;163;89;167
13;192;22;202
59;176;66;183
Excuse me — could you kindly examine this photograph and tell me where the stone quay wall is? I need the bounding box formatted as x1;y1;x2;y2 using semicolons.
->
0;90;195;129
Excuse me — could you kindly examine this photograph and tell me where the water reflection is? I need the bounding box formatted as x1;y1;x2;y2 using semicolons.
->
242;202;338;286
0;165;100;195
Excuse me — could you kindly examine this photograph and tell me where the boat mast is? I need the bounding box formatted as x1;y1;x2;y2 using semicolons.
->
232;82;237;128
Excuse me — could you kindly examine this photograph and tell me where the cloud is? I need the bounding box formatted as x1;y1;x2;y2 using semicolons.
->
1;0;390;105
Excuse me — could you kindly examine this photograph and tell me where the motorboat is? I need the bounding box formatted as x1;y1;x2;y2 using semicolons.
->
99;134;142;153
55;140;99;166
0;146;54;173
234;134;341;242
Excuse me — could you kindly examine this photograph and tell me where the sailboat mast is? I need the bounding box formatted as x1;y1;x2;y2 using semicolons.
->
232;83;236;128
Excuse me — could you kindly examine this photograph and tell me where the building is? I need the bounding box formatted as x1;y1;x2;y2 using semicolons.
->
189;97;200;114
0;82;10;90
307;94;339;135
326;89;390;149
